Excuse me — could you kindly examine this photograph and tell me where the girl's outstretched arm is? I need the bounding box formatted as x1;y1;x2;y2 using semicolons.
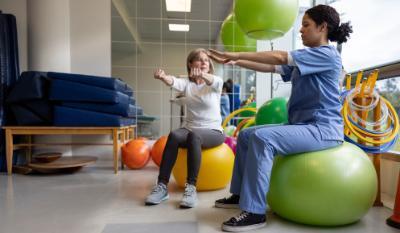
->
154;68;174;86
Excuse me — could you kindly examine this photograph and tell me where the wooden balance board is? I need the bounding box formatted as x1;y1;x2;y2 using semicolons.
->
28;156;97;173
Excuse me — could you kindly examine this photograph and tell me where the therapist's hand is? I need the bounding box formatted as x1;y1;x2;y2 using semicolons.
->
208;49;239;64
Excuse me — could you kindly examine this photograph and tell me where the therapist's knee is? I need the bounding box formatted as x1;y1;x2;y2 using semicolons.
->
237;127;254;144
250;130;277;154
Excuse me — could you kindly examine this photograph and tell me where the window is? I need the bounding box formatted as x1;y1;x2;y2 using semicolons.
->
376;76;400;152
329;0;400;72
111;0;234;137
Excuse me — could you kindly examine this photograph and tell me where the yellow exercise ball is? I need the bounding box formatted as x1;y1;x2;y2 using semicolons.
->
172;143;234;191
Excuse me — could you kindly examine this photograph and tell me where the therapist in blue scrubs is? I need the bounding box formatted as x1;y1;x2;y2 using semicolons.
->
209;4;353;232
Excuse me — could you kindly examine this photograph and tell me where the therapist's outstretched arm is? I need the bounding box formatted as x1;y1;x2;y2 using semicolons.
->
233;60;276;73
209;49;288;65
236;50;288;65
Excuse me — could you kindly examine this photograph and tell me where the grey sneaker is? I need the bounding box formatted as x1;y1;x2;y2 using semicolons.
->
180;183;197;208
145;183;169;205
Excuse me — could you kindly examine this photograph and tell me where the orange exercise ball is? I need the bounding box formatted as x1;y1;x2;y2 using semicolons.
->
122;139;151;169
151;135;168;167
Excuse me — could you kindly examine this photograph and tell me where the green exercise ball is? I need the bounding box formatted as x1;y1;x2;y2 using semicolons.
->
240;102;257;117
224;125;236;137
255;97;288;125
220;14;257;52
267;142;377;226
234;0;299;40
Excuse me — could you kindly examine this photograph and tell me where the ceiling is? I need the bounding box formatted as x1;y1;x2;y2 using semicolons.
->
112;0;233;53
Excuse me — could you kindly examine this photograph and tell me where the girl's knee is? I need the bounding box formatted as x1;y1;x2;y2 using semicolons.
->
187;131;201;144
168;131;180;141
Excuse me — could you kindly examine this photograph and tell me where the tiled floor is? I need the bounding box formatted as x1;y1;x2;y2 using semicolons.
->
0;160;398;233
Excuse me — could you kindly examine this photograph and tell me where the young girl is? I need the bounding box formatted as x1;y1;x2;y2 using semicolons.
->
145;48;225;208
209;5;352;232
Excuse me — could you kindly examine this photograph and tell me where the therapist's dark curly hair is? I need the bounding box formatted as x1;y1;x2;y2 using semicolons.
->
306;4;353;44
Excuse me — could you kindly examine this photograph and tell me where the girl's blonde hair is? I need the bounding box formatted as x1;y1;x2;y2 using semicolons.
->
186;48;214;82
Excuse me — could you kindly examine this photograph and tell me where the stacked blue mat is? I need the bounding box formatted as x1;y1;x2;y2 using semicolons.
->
7;71;142;127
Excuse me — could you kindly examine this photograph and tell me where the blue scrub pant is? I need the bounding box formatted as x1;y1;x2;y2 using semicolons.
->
230;124;342;214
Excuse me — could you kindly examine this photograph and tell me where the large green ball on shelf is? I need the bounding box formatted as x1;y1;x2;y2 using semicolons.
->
220;14;257;52
234;0;299;40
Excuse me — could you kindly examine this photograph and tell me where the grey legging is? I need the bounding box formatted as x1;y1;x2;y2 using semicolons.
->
158;128;225;185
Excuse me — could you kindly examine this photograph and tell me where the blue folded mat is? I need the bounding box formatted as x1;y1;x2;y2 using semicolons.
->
11;105;50;125
62;102;142;117
47;72;130;94
54;106;136;127
49;79;130;104
21;99;53;122
124;85;134;97
7;71;49;103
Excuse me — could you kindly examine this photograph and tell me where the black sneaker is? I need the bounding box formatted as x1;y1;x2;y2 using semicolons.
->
222;211;266;232
215;194;240;209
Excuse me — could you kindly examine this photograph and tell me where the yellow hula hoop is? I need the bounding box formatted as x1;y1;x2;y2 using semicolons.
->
344;103;392;138
222;107;257;128
243;118;255;129
343;96;399;145
234;118;256;137
349;122;392;138
343;97;398;144
233;117;253;138
343;99;397;144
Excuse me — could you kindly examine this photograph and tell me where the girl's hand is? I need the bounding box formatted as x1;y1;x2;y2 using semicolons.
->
154;69;167;80
191;67;214;85
190;67;203;80
154;68;174;86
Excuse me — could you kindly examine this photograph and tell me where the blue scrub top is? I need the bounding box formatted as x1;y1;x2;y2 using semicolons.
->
281;45;344;141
